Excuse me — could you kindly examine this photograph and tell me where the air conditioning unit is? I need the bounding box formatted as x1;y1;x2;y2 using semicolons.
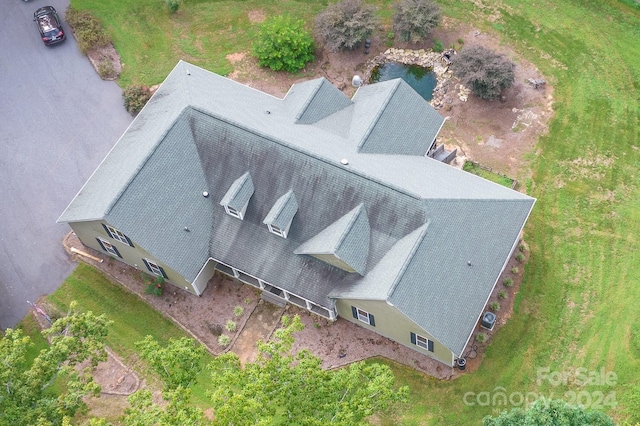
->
481;311;496;330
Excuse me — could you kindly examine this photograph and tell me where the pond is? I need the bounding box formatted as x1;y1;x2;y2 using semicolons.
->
370;62;437;101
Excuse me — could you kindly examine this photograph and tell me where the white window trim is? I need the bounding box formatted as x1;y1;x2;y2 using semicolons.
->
268;224;286;238
98;237;119;257
145;258;164;277
225;205;243;220
106;225;132;246
356;308;371;325
415;333;433;351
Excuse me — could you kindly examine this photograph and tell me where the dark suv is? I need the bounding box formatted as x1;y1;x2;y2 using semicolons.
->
33;6;66;46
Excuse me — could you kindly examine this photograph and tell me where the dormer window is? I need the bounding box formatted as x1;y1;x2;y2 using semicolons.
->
263;190;298;239
220;172;254;221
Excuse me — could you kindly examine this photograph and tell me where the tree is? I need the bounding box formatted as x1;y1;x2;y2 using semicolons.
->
0;302;111;426
451;45;516;100
123;388;206;426
252;15;315;72
393;0;441;43
483;398;615;426
135;335;206;391
208;315;408;425
315;0;377;52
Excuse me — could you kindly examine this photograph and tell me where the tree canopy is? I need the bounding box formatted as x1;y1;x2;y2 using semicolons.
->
0;302;111;426
315;0;377;52
483;398;615;426
451;45;516;100
252;15;315;73
393;0;441;43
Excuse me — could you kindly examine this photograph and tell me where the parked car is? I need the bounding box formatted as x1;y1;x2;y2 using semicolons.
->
33;6;66;46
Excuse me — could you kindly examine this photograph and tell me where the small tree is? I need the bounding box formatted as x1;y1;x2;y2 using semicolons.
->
315;0;377;52
123;84;152;115
483;398;615;425
451;45;515;100
393;0;441;43
252;15;315;72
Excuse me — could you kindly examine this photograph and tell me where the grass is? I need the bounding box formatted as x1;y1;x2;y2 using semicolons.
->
65;0;640;423
46;263;215;408
463;161;515;188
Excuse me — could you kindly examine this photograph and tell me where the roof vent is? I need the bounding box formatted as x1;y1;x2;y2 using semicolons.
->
202;191;209;198
340;158;349;165
186;69;191;75
184;227;190;232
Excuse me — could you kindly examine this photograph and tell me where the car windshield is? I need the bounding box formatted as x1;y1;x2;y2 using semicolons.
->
38;14;59;35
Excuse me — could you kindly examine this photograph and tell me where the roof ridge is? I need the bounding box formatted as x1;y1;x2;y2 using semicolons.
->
357;79;402;149
294;78;326;121
386;221;430;298
334;203;366;252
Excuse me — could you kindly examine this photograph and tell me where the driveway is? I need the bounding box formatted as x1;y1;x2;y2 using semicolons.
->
0;0;132;328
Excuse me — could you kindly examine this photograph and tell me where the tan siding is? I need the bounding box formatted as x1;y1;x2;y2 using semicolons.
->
335;299;454;366
69;221;201;295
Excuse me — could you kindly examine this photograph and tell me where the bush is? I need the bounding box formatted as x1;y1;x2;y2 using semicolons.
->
515;252;525;262
225;320;237;332
65;6;111;54
96;57;115;79
432;39;444;52
498;290;507;300
490;302;500;312
206;322;223;336
451;45;515;100
511;266;519;274
144;275;165;296
218;334;231;347
123;84;152;115
165;0;180;13
503;277;514;287
233;306;244;317
252;15;315;72
476;332;487;343
315;0;377;52
393;0;441;43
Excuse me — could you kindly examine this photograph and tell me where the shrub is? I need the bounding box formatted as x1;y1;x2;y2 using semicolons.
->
498;290;507;300
451;45;515;100
511;266;519;274
519;244;526;252
65;6;111;54
515;252;525;262
393;0;441;43
458;37;464;45
218;334;231;347
165;0;180;13
490;302;500;312
476;332;487;343
96;57;115;79
144;275;165;296
225;320;237;332
206;322;223;336
315;0;377;52
252;15;315;72
386;31;395;47
503;277;514;287
233;306;244;317
123;84;152;115
432;39;444;52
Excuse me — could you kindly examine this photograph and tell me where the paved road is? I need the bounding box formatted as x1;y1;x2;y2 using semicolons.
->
0;0;132;328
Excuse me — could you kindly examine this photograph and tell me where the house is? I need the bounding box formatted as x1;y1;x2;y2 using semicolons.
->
58;61;535;366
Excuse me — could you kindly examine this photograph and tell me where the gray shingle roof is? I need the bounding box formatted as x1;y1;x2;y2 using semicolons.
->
58;61;535;357
220;172;254;212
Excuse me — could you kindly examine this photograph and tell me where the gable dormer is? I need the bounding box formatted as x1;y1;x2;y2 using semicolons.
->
263;190;298;238
219;172;254;220
294;204;370;275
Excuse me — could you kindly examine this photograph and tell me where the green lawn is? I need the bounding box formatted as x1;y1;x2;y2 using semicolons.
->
66;0;640;423
463;161;515;188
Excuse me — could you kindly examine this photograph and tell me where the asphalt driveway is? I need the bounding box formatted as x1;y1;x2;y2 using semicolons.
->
0;0;132;328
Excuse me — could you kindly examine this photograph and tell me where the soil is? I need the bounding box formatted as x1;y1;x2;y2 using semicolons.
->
58;14;548;417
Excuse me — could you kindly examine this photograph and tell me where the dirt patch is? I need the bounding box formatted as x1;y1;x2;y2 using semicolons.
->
247;9;266;24
86;44;122;81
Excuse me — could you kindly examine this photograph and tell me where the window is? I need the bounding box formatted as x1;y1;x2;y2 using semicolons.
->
410;332;434;352
143;258;168;278
96;238;121;258
269;224;285;237
351;306;375;326
225;206;242;219
102;224;133;247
